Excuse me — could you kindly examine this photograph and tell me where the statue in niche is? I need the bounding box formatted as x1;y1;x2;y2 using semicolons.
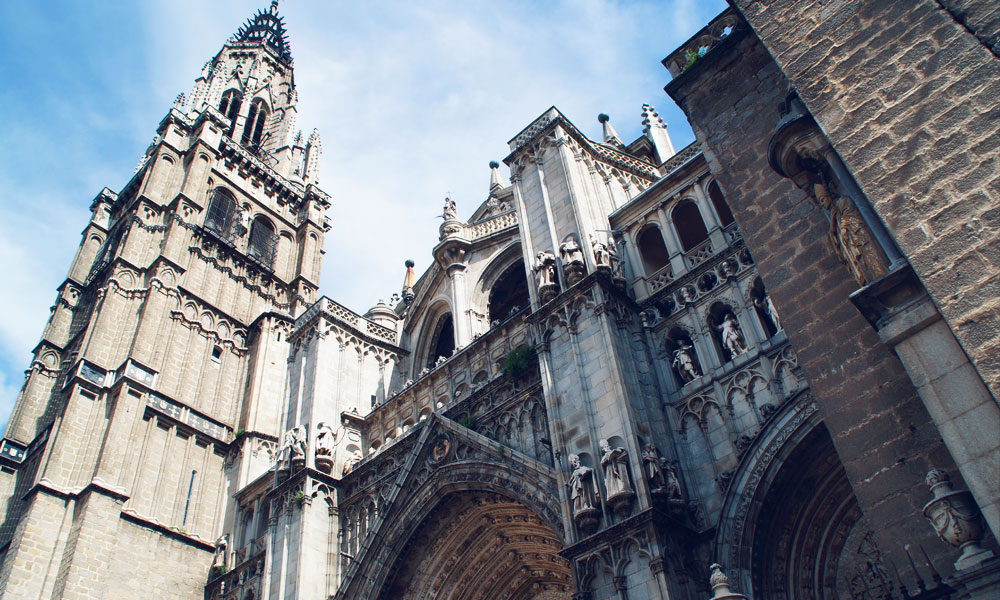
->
442;196;457;221
560;238;584;265
534;251;559;302
591;235;613;271
663;463;683;501
801;161;888;286
715;313;748;357
314;422;336;473
754;293;782;332
288;425;308;468
560;237;587;285
642;443;667;490
672;341;701;383
600;439;632;497
567;454;599;515
342;449;362;476
211;534;228;571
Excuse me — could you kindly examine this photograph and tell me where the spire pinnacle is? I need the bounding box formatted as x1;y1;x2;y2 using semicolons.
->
598;113;624;148
402;260;416;305
232;2;292;64
641;104;676;163
489;160;506;191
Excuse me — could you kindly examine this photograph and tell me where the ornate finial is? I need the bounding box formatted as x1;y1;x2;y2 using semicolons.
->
598;113;623;147
922;469;994;571
270;0;279;10
488;161;505;190
707;564;748;599
402;260;416;306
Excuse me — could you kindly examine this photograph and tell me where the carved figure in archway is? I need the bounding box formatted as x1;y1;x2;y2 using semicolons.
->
560;238;586;286
715;313;748;357
663;463;683;501
591;235;612;271
672;341;701;382
810;180;888;286
754;293;782;332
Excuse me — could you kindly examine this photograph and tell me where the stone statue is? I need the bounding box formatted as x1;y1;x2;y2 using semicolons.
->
534;251;558;302
591;235;612;270
599;439;632;497
811;181;887;286
442;196;457;221
754;293;782;332
642;443;666;490
211;534;228;571
560;238;586;285
663;463;683;501
715;313;748;357
566;454;599;515
672;341;701;382
288;425;307;467
314;422;336;473
342;449;362;476
559;238;584;266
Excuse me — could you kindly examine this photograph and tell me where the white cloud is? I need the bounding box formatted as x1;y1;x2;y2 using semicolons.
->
0;0;725;419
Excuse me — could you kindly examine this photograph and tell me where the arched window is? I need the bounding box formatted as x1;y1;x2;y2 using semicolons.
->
487;261;529;324
205;188;237;238
218;90;242;135
637;225;670;274
241;99;269;148
672;199;710;251
708;180;735;227
247;216;277;268
427;313;454;367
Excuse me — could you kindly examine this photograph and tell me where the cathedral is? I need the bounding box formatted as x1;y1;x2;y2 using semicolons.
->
0;1;998;599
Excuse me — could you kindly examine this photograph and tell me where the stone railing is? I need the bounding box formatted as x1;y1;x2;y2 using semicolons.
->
466;210;518;240
724;222;742;243
685;239;715;268
294;297;398;346
360;310;533;453
206;549;265;600
662;9;741;78
647;264;675;293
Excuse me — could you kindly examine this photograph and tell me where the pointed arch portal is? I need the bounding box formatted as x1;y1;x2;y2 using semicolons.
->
381;491;571;600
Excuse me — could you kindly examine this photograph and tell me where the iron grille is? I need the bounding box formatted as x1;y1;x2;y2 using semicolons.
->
247;222;277;270
204;191;243;246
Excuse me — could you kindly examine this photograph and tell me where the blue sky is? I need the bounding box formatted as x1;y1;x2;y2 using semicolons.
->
0;0;726;433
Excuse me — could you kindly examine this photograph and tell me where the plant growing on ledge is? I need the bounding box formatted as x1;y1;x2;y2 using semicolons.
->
501;345;536;381
292;490;305;504
213;565;228;577
457;414;477;431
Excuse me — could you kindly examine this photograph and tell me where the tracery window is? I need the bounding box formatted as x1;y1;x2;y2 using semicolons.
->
427;313;455;368
672;199;710;251
241;98;269;148
247;216;277;268
637;225;670;275
205;188;239;242
218;89;242;135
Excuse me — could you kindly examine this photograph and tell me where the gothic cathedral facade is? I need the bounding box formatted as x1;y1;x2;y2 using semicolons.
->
1;3;998;600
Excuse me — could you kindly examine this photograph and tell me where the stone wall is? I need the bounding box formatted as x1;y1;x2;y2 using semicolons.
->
733;0;1000;401
665;22;965;582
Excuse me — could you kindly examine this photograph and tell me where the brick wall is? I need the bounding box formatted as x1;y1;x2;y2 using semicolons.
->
733;0;1000;401
666;24;964;580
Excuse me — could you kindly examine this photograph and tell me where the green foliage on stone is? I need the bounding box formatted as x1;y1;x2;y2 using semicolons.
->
501;345;536;381
457;415;477;431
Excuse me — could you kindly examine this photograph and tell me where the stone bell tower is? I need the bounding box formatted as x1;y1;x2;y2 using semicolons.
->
0;3;330;598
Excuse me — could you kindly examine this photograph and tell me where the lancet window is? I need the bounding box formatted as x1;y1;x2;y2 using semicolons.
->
487;261;529;324
204;188;240;244
218;89;242;135
247;216;277;269
241;98;270;149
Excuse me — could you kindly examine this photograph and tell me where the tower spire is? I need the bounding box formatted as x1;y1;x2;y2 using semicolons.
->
231;1;292;65
598;113;624;148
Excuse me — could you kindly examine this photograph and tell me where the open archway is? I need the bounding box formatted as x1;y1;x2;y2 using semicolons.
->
381;491;571;600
